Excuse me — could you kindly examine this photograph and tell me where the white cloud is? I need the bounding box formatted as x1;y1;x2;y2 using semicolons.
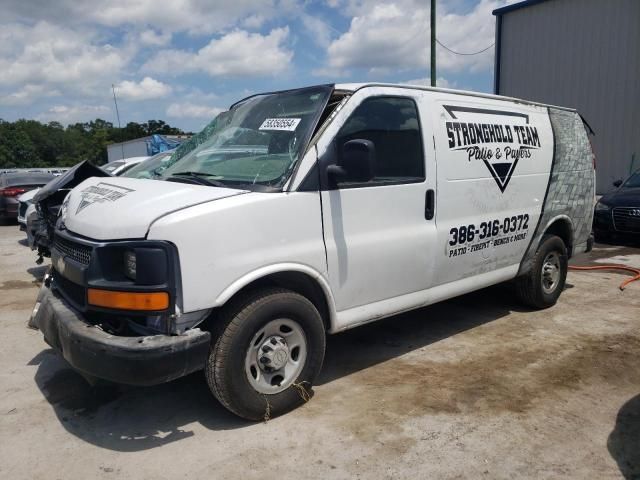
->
242;14;267;29
0;21;133;96
115;77;172;101
2;0;295;36
144;28;293;77
139;28;172;46
300;14;335;48
166;102;224;119
402;77;455;89
0;84;61;106
323;3;426;74
36;104;111;124
320;0;505;76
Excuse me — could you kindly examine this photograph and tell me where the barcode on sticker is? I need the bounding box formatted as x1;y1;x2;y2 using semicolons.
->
259;118;301;131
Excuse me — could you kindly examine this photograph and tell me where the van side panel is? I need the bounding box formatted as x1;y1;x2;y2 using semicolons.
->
430;95;554;286
518;109;595;274
147;192;328;313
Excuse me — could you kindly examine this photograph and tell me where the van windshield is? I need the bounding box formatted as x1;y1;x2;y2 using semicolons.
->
160;86;332;189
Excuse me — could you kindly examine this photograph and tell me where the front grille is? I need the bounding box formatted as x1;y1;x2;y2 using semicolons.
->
53;235;92;265
612;207;640;233
52;269;86;308
18;202;28;218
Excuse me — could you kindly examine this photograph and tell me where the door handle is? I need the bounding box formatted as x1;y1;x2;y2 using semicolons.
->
425;189;435;220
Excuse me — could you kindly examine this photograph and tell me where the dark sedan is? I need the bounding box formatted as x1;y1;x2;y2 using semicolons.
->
0;172;56;222
594;169;640;242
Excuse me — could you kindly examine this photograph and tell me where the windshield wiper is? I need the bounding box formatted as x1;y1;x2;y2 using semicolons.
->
169;171;228;188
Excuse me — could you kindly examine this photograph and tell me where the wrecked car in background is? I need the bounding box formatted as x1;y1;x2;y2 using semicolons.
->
27;152;176;259
29;161;110;262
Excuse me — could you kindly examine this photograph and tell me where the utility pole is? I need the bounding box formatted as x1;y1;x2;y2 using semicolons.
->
430;0;436;86
111;84;125;161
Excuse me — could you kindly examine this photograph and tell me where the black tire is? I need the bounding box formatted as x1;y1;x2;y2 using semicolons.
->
206;288;326;421
515;234;568;309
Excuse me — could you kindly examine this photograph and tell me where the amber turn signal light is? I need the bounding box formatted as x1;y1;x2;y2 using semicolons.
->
87;289;169;311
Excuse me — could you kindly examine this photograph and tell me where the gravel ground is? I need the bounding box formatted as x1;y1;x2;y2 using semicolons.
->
0;223;638;479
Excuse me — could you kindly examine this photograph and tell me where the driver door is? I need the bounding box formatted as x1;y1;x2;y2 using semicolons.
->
317;87;438;319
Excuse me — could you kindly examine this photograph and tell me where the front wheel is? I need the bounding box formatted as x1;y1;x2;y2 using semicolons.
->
515;234;568;309
206;288;326;420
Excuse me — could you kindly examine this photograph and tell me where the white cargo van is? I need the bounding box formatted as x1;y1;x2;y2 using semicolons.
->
32;84;595;419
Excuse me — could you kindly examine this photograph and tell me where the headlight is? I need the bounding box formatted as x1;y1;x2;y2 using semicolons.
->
119;247;167;284
124;249;137;280
595;201;611;212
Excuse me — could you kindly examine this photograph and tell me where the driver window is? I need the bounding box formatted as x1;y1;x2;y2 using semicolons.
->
336;96;425;185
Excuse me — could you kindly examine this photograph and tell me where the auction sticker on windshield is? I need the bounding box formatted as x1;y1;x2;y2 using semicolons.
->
259;118;301;131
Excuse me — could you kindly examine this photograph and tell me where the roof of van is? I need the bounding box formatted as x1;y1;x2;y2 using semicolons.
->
333;83;577;112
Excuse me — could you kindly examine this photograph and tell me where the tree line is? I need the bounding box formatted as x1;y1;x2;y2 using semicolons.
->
0;118;189;169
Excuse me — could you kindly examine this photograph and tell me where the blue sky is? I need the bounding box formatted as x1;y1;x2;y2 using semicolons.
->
0;0;509;132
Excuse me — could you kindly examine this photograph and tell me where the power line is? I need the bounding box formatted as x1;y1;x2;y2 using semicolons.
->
436;38;495;56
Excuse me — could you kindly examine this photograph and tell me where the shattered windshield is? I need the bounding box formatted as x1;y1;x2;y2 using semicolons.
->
160;86;332;189
122;151;174;179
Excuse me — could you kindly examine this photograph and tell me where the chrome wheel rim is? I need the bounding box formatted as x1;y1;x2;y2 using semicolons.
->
541;252;561;294
245;318;307;394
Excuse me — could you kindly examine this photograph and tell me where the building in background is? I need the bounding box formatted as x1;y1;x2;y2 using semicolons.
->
107;134;189;163
493;0;639;193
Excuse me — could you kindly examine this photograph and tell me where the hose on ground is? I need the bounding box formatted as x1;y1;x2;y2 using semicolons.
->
568;264;640;291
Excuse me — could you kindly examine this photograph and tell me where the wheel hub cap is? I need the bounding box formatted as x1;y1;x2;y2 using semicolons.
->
245;318;308;394
259;336;289;371
542;252;561;294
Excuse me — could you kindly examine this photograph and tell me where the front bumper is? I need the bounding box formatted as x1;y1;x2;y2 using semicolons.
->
32;285;211;386
594;209;640;238
593;209;613;233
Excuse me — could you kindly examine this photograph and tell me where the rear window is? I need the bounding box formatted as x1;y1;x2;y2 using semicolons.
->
2;173;55;186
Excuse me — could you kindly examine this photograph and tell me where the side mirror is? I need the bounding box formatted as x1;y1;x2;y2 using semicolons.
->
613;179;623;188
328;139;376;183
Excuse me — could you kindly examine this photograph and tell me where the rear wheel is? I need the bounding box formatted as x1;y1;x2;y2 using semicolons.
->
515;234;568;309
206;288;325;420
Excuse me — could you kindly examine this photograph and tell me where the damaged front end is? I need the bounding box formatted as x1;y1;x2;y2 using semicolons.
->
30;227;212;386
31;161;110;262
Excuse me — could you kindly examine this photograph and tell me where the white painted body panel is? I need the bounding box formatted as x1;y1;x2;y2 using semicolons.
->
428;94;554;285
317;87;439;313
63;177;247;240
147;191;328;313
17;188;39;225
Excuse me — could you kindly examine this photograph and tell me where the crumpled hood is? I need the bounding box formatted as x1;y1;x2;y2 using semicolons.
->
62;177;248;240
34;160;110;203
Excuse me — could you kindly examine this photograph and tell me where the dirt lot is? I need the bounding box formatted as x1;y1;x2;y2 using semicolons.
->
0;224;638;480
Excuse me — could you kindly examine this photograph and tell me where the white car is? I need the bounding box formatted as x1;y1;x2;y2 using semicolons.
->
101;156;150;176
32;83;595;420
17;188;39;231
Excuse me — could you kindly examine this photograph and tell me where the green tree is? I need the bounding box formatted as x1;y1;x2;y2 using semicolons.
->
0;117;187;168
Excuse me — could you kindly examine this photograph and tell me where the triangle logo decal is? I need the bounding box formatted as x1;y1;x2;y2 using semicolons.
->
442;105;542;194
483;160;519;193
